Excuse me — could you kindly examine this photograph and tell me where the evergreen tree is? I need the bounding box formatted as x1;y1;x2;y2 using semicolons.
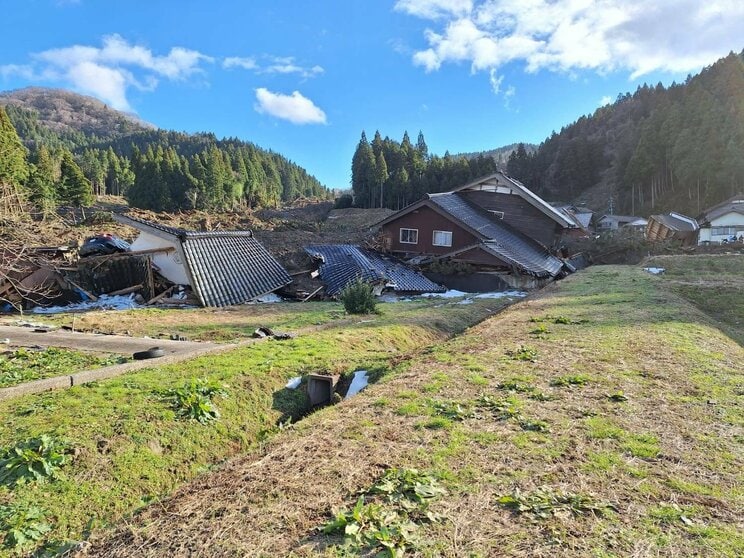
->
59;150;94;206
27;145;56;212
0;106;28;187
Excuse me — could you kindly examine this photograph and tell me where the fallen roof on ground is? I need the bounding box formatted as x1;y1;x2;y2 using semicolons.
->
115;214;292;307
304;244;445;296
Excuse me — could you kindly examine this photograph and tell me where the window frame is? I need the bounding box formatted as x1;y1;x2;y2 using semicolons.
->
432;229;453;247
399;228;419;244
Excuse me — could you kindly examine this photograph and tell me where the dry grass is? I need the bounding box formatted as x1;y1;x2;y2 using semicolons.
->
81;262;744;557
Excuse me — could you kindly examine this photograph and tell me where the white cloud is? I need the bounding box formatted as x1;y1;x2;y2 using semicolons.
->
223;55;324;78
599;95;613;106
254;88;327;125
488;69;503;94
223;56;258;70
1;34;213;111
395;0;473;19
400;0;744;79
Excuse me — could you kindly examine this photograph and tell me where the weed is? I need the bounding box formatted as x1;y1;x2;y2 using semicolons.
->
519;418;550;432
551;374;590;387
506;346;538;362
0;347;124;388
322;468;445;556
0;435;69;487
161;378;228;424
607;392;629;402
623;434;660;459
497;487;615;519
648;503;694;525
0;503;51;551
477;395;521;420
498;380;535;393
430;400;475;421
529;325;551;336
340;278;377;315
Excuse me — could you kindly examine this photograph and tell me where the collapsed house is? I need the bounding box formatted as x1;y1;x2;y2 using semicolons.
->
375;173;569;290
113;214;292;307
304;244;444;297
646;212;699;246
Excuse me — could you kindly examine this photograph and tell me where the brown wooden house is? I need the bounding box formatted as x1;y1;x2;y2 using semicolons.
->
646;212;699;246
376;173;571;283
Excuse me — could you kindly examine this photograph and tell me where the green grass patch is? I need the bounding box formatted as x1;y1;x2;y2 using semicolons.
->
0;348;125;388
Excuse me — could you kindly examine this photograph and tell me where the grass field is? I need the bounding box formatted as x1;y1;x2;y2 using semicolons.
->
0;295;516;556
78;258;743;557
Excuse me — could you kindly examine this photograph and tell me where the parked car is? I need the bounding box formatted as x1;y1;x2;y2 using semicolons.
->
79;234;131;257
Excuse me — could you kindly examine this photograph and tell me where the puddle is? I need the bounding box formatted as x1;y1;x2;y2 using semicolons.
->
643;267;665;275
345;370;369;399
285;376;302;389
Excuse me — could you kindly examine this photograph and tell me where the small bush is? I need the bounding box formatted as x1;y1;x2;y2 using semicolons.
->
161;378;228;424
340;278;377;315
334;193;353;209
0;504;51;551
0;435;69;487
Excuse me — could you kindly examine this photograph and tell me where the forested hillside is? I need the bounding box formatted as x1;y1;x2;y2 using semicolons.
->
350;130;500;209
506;51;744;216
457;142;536;167
0;88;329;214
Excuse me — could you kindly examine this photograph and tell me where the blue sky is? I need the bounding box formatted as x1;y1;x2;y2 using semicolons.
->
2;1;743;189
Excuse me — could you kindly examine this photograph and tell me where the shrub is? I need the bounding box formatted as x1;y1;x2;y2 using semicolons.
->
0;504;51;551
0;435;69;487
334;193;353;209
161;378;228;424
340;278;377;315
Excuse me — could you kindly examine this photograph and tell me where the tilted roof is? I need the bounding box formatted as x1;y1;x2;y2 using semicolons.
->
114;214;291;307
427;194;564;277
649;212;698;232
304;244;445;296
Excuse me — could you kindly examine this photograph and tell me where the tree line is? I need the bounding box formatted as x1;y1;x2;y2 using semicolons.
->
1;104;330;214
350;130;498;209
506;50;744;217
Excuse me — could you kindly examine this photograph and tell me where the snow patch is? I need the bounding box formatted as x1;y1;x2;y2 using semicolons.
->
285;376;302;390
345;370;369;399
252;293;283;303
32;294;141;314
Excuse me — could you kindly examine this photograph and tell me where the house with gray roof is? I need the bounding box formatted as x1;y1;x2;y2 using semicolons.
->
375;174;568;288
697;195;744;244
114;214;291;307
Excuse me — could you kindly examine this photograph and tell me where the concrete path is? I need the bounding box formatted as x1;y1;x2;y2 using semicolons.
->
0;330;271;401
0;325;218;356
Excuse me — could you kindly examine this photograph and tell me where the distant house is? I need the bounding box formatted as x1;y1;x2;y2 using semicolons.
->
624;218;648;232
552;204;593;236
375;174;567;288
114;214;291;307
697;195;744;244
596;214;643;231
646;212;699;246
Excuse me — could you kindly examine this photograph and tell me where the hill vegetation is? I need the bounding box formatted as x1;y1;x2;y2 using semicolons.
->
350;130;501;210
0;88;329;215
505;51;744;216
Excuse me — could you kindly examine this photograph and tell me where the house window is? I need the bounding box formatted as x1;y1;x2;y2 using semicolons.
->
399;228;418;244
488;210;505;219
712;226;739;236
432;230;453;247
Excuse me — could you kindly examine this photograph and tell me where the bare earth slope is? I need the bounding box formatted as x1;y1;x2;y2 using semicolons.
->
83;262;744;557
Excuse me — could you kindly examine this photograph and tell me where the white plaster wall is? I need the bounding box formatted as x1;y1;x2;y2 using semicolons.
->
130;231;191;285
704;212;744;243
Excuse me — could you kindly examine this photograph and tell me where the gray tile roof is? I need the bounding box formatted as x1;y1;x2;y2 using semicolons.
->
114;214;291;307
182;232;292;307
428;193;564;277
305;244;445;296
699;195;744;224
